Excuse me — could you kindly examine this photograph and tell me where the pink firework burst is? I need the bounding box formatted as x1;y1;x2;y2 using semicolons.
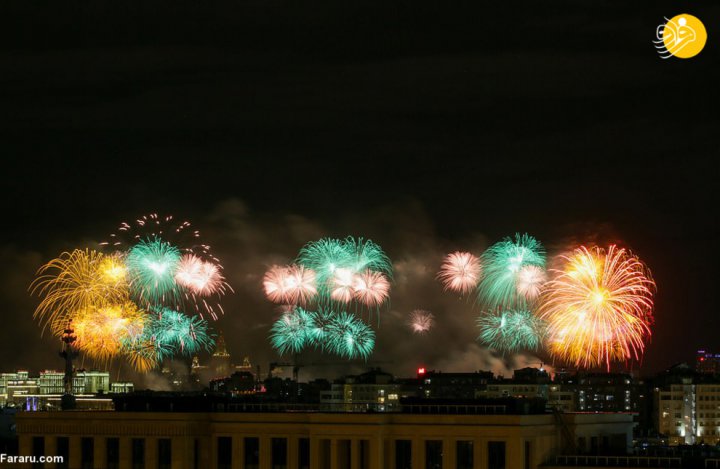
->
516;265;547;301
285;265;317;305
175;254;226;296
437;251;481;294
330;268;355;303
407;310;435;334
263;265;317;305
353;270;391;307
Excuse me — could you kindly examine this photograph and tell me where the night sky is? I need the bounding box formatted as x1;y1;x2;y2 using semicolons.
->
1;0;719;385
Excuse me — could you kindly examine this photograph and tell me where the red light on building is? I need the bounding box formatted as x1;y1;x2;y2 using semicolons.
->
417;367;426;375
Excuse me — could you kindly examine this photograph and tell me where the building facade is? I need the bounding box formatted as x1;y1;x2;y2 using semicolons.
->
16;408;634;469
657;382;720;445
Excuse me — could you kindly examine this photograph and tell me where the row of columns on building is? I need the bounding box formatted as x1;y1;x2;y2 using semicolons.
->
19;433;527;469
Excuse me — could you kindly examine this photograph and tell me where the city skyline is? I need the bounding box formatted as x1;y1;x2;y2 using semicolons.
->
1;0;719;387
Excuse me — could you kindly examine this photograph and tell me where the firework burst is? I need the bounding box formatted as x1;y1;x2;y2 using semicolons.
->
269;308;316;355
516;265;547;301
477;309;546;353
327;312;376;360
175;254;227;296
73;302;147;362
407;310;435;335
437;251;482;294
330;268;355;303
30;249;129;335
352;270;390;307
149;309;215;356
126;238;182;307
538;245;655;370
476;233;546;310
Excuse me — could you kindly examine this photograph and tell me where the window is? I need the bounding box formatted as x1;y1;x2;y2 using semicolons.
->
524;441;531;469
456;441;473;469
244;437;259;469
81;437;94;469
395;440;412;469
56;437;69;469
318;439;331;469
193;439;200;469
32;437;44;469
425;440;442;469
158;439;171;469
132;438;145;469
106;438;119;469
359;440;369;469
271;438;287;469
298;438;310;469
337;440;351;469
217;437;232;469
488;441;506;469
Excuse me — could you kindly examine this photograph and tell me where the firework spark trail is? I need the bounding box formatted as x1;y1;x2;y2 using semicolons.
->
437;252;482;294
30;249;130;336
102;213;203;253
126;238;183;308
538;245;655;370
407;310;435;334
476;309;546;353
476;233;546;310
343;237;393;278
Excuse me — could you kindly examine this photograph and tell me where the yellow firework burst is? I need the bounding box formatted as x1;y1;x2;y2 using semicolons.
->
538;245;655;370
73;302;147;363
30;249;129;335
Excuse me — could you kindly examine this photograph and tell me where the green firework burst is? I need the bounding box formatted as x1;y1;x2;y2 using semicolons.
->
476;233;545;310
477;309;546;353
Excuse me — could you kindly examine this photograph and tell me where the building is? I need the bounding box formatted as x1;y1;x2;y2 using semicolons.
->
400;369;495;400
657;381;720;445
320;369;402;412
211;333;232;378
697;350;720;374
15;396;635;469
211;372;256;395
0;370;132;410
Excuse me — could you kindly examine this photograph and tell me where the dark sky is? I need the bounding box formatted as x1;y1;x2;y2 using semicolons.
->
1;0;718;385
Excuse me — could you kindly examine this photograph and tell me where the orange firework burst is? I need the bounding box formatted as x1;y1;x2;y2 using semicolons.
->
538;245;655;370
73;302;147;363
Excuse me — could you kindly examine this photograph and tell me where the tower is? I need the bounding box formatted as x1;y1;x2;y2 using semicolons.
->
59;324;79;410
212;332;231;377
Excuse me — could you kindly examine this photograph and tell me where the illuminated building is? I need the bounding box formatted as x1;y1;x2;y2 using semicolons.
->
212;333;232;378
0;370;132;410
16;395;635;469
697;350;720;374
320;369;402;412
